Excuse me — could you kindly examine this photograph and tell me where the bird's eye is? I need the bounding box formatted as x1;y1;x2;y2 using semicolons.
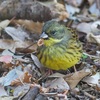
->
51;31;56;35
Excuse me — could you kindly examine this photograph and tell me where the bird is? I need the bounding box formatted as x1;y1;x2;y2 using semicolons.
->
37;20;82;71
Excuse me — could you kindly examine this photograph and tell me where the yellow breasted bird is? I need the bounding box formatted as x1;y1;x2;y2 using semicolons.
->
37;20;82;70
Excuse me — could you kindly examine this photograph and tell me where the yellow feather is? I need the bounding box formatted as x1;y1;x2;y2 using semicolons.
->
37;21;82;70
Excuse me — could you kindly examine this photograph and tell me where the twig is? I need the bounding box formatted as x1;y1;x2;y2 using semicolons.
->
83;52;99;59
41;92;67;99
8;41;37;55
81;90;96;100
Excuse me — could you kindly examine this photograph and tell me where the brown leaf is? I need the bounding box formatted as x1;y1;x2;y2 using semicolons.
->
64;70;90;89
49;2;69;20
0;39;37;53
23;72;32;83
11;72;32;86
11;20;44;34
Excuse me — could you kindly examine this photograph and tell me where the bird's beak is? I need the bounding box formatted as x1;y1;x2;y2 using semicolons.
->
38;32;48;47
40;32;48;39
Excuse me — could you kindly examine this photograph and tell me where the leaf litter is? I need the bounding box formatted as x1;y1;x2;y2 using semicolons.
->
0;0;100;100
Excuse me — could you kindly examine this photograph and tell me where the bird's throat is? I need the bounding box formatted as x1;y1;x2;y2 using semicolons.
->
43;38;62;47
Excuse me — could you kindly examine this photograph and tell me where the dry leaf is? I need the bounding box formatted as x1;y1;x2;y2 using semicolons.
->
5;26;30;41
89;3;100;17
11;72;32;86
0;20;10;32
91;21;100;35
59;11;69;20
66;4;80;16
11;20;44;34
21;86;39;100
31;54;42;68
0;85;8;96
77;22;91;33
0;55;12;63
82;72;100;86
0;39;37;53
44;1;69;20
77;21;100;35
23;72;32;83
65;0;84;7
1;67;23;86
88;0;95;5
13;84;30;97
86;33;100;44
0;96;15;100
48;72;65;78
64;70;90;89
48;77;70;90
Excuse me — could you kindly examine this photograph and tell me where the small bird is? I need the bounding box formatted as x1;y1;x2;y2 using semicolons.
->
37;20;82;70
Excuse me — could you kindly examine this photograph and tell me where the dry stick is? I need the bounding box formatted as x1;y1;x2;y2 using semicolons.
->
41;92;67;98
81;90;96;100
18;41;37;53
10;16;16;22
9;41;37;55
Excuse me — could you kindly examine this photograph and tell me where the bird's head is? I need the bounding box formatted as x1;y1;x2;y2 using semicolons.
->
38;20;72;47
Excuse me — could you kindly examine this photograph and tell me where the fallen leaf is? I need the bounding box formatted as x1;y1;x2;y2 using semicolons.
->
13;84;30;97
31;54;42;68
2;66;23;86
65;4;80;16
77;14;96;22
0;96;15;100
82;72;100;86
2;49;15;56
0;55;12;63
48;77;70;90
88;0;95;5
11;20;44;34
65;0;84;7
0;85;8;96
77;22;91;33
89;3;100;17
86;33;100;44
48;72;65;78
5;26;30;41
59;11;69;20
64;70;90;89
0;39;37;53
21;86;39;100
11;72;32;86
0;20;10;32
23;72;32;83
77;21;100;35
44;1;69;20
91;21;100;35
